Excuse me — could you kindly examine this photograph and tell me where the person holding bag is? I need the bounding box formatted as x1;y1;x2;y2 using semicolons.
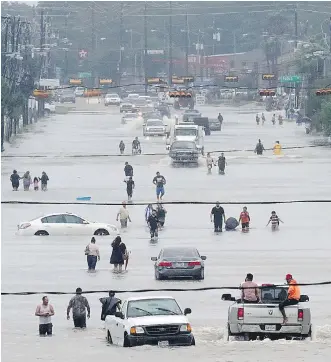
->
85;237;100;272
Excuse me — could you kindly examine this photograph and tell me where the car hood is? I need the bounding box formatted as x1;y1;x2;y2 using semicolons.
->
175;136;196;142
127;315;188;326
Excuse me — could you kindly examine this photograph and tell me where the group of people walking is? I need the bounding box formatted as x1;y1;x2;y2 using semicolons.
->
10;170;49;191
35;289;121;335
255;113;283;126
84;235;128;273
210;202;283;233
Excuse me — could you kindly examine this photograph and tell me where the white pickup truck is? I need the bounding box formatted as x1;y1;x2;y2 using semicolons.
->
222;284;314;341
105;296;195;347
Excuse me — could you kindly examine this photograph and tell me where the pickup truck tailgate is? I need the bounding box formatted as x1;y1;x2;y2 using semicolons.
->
242;304;299;324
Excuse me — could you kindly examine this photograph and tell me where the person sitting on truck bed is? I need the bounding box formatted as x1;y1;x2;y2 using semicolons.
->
240;273;260;303
279;274;300;324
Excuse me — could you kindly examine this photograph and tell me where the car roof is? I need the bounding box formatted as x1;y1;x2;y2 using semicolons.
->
126;296;175;302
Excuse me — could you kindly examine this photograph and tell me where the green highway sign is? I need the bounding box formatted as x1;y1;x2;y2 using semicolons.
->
78;72;92;78
280;75;302;83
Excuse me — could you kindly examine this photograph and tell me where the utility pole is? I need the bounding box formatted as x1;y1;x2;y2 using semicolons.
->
39;9;45;117
91;2;96;87
144;2;148;95
185;11;189;76
168;1;173;86
294;5;298;49
1;17;10;151
118;3;123;87
64;1;68;82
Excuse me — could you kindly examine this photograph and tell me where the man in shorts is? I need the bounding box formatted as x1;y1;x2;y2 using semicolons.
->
35;296;55;336
239;206;250;232
153;172;166;201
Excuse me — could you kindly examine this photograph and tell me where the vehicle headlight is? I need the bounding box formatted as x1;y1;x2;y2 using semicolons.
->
180;324;192;333
130;326;145;335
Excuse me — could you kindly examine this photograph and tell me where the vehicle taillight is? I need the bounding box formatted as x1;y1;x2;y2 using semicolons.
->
19;223;31;229
237;308;244;320
158;261;172;267
188;261;201;266
298;309;304;321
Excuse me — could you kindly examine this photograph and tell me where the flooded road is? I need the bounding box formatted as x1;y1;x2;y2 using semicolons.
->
2;100;331;361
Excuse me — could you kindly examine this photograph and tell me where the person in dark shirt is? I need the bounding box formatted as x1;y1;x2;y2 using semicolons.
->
217;153;227;174
210;201;226;232
119;141;125;154
125;176;135;201
147;210;159;239
40;172;49;191
124;162;133;179
156;202;167;228
10;170;21;191
254;139;265;155
99;291;121;321
153;171;166;201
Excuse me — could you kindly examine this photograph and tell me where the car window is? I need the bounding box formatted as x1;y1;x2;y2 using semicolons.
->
163;248;198;258
63;215;84;224
43;215;65;223
127;299;182;318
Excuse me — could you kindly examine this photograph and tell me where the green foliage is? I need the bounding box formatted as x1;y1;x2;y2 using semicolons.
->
319;100;331;136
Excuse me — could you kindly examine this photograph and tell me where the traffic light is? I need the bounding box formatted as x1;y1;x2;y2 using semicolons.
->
224;75;239;82
315;88;331;96
169;91;192;98
262;74;276;81
259;89;276;96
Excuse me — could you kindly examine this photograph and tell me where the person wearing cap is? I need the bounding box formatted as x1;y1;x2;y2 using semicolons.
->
99;291;121;321
210;202;226;232
279;274;301;324
153;171;166;201
67;288;90;328
116;201;131;228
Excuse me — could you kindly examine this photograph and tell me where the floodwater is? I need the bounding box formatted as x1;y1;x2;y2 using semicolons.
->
2;99;331;361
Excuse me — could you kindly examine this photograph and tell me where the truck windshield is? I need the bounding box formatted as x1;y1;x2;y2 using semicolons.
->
175;128;197;136
147;121;163;127
171;141;195;150
127;299;182;318
261;287;288;303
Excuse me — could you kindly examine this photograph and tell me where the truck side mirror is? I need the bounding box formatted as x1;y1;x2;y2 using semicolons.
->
299;295;309;302
221;293;233;301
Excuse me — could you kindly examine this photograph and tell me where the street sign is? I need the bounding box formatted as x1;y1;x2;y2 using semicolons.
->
69;79;82;85
78;72;92;78
224;75;238;82
280;75;302;83
79;49;88;58
147;49;164;55
99;79;112;85
262;74;276;81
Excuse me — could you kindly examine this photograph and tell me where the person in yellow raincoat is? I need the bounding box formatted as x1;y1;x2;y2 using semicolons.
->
273;141;282;155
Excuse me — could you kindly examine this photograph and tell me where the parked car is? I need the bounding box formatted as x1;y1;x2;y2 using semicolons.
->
105;296;195;347
120;102;136;113
104;93;121;106
44;102;56;116
222;283;313;341
151;247;206;279
17;212;119;236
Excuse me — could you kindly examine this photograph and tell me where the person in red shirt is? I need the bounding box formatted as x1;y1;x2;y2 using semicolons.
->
279;274;301;324
238;206;250;232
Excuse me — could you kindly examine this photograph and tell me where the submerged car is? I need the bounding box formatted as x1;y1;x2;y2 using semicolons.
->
143;119;167;137
105;296;195;347
222;283;313;341
17;212;119;236
120;102;136;113
169;140;199;165
151;247;206;280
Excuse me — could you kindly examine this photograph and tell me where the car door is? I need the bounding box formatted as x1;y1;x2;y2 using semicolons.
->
62;214;87;235
40;215;66;235
111;301;127;346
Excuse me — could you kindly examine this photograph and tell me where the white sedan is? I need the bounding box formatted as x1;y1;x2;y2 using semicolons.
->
17;212;119;236
105;296;195;347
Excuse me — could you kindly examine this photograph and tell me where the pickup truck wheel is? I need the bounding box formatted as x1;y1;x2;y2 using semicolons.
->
123;333;131;347
107;331;113;344
308;325;316;341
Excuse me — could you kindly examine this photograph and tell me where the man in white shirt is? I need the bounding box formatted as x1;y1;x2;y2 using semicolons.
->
35;296;55;336
116;201;131;228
